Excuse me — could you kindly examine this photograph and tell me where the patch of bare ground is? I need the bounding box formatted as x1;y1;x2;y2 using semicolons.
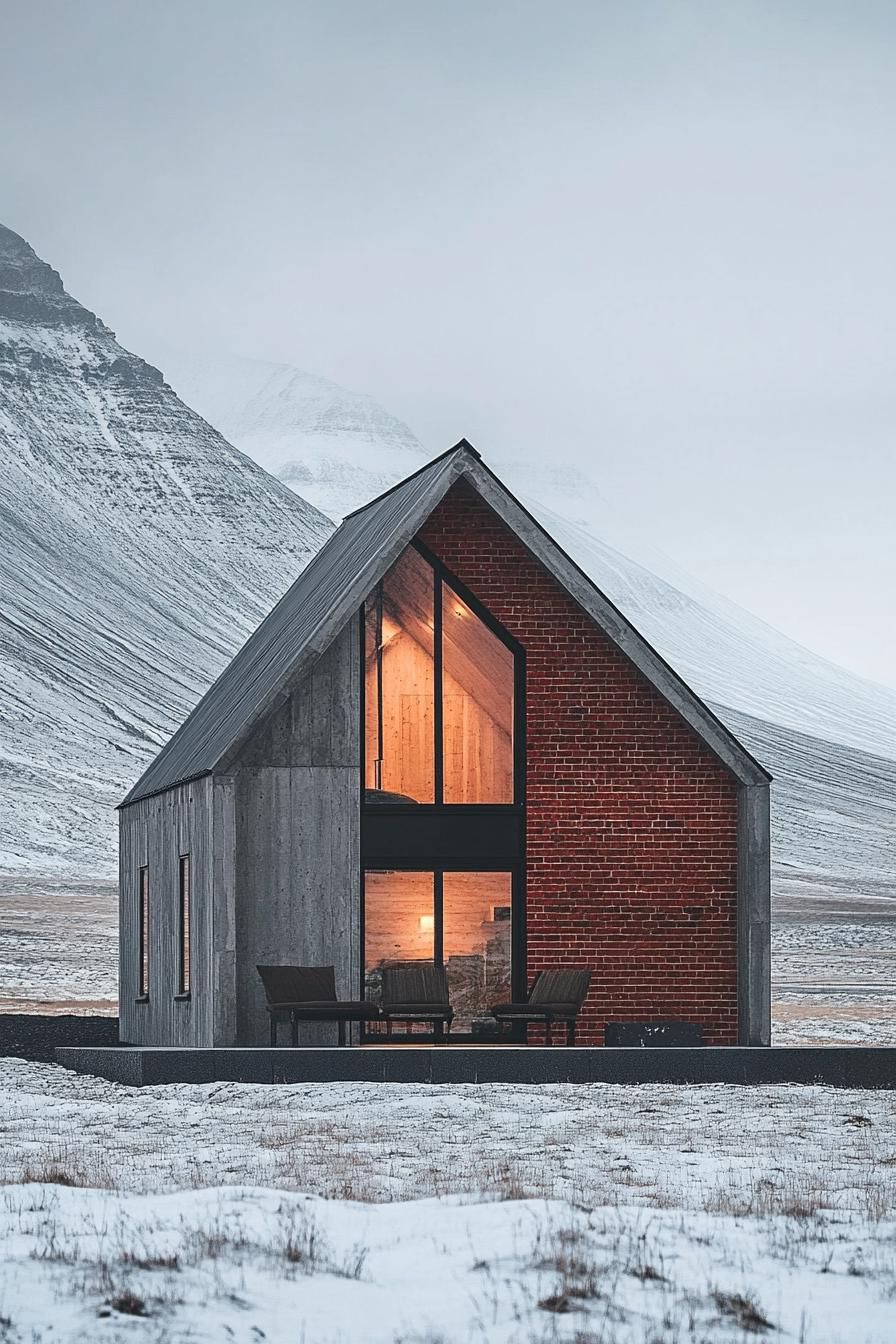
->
0;999;117;1016
772;998;896;1045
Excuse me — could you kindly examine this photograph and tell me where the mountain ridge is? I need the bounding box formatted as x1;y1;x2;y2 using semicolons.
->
166;350;426;522
0;224;334;874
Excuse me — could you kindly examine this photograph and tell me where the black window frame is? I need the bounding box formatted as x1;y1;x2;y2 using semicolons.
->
176;852;192;1000
360;863;525;1042
361;540;526;810
360;541;528;1035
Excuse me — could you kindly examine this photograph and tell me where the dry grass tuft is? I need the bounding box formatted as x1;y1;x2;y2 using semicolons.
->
120;1250;180;1272
538;1291;578;1314
20;1164;81;1188
712;1289;775;1334
535;1223;603;1315
277;1204;367;1280
628;1261;667;1283
108;1289;148;1317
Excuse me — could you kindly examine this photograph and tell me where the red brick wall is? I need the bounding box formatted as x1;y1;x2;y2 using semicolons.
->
418;481;740;1045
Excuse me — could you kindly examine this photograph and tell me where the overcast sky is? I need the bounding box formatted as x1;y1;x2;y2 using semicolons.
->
2;1;895;688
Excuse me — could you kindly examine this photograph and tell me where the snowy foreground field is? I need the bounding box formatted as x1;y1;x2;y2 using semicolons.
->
1;1061;895;1342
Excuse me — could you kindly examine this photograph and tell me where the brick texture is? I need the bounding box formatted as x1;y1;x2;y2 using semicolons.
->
418;481;739;1045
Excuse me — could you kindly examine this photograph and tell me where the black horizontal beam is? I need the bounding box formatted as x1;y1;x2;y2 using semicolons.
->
362;807;524;866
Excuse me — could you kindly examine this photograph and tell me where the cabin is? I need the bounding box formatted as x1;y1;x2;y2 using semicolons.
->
118;442;771;1049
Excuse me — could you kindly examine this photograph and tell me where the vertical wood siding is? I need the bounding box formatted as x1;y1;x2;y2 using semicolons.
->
118;776;215;1045
212;775;237;1046
232;621;361;1045
119;623;360;1049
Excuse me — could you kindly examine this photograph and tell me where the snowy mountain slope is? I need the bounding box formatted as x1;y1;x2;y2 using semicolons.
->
167;352;423;522
720;706;896;901
0;224;334;875
167;353;896;904
531;499;896;763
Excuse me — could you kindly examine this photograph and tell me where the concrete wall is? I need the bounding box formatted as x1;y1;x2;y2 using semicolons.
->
230;621;361;1045
119;776;215;1046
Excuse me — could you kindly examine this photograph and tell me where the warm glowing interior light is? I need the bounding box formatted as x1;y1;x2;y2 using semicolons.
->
419;914;434;932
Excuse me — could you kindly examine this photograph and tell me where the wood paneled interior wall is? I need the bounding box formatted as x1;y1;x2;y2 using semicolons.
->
232;621;361;1046
364;871;435;971
365;619;434;801
119;777;215;1046
363;870;512;969
442;871;512;961
441;587;514;803
443;678;512;804
365;616;513;804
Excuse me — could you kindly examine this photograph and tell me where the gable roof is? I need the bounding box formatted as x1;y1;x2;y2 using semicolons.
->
122;440;770;805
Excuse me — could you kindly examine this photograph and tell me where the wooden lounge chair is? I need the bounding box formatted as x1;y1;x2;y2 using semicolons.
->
256;964;379;1046
490;968;592;1045
380;963;454;1041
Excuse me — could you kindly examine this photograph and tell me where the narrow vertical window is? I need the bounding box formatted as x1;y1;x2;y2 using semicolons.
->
178;854;191;996
138;866;149;999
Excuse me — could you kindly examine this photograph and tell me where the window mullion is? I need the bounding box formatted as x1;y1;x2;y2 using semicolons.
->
375;584;384;792
434;870;444;967
433;563;444;805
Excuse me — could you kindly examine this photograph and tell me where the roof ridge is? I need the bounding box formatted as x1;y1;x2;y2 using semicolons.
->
341;439;479;520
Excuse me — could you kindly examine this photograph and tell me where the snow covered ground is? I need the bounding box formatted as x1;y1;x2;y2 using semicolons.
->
0;1060;895;1342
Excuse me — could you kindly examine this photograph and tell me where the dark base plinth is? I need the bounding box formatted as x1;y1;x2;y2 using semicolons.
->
54;1045;896;1088
1;1014;118;1063
604;1021;706;1047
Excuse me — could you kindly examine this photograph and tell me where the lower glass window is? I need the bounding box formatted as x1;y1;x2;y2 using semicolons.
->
363;869;513;1034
